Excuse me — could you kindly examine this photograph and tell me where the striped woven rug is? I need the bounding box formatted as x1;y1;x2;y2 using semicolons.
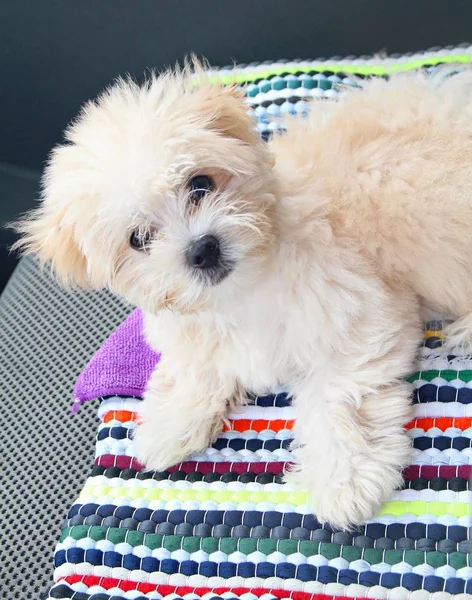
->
48;318;472;600
47;48;472;600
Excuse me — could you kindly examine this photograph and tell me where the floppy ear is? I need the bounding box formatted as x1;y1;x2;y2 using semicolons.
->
12;144;93;288
206;83;261;145
13;202;90;288
187;60;261;146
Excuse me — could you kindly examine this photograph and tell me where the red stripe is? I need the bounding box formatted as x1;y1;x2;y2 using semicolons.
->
96;455;472;481
95;455;143;470
95;455;289;474
58;576;363;600
403;464;472;480
167;461;289;475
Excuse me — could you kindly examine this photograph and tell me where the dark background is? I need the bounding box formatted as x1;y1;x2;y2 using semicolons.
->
1;0;471;287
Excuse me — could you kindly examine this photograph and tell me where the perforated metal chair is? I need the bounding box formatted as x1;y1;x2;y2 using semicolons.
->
0;257;130;599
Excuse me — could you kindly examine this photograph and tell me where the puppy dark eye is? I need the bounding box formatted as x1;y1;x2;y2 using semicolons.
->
130;229;153;251
189;174;214;205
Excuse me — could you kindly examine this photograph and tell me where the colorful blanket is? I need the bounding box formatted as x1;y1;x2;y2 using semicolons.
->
46;48;472;600
48;309;472;600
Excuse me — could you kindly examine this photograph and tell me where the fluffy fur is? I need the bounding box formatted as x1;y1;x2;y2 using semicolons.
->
15;64;472;529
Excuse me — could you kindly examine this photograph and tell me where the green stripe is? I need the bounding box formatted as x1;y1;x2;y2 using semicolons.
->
407;369;472;383
59;526;469;568
213;53;472;86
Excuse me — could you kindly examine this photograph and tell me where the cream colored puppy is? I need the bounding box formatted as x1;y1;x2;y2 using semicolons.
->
16;65;472;529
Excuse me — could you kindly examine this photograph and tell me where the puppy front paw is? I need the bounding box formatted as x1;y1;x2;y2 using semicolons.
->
133;394;225;471
132;360;234;471
133;415;224;471
286;431;411;530
133;420;187;471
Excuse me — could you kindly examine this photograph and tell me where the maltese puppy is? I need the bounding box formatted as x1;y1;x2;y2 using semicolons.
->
16;63;472;529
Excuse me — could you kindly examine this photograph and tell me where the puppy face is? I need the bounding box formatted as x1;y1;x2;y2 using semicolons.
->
17;69;277;314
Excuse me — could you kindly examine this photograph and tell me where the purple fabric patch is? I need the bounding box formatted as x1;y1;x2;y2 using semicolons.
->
72;308;159;410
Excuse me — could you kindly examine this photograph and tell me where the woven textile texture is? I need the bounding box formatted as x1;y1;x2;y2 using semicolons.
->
72;310;159;412
48;318;472;600
215;44;472;138
20;45;472;599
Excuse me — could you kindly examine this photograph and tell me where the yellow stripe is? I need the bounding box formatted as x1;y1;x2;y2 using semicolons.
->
424;330;445;339
79;482;471;517
212;54;472;86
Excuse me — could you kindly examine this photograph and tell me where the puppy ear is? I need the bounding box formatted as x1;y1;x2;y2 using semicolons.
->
188;61;260;146
12;146;92;288
13;203;90;288
206;83;259;145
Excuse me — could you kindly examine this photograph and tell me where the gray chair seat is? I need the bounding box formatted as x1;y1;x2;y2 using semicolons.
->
0;257;130;599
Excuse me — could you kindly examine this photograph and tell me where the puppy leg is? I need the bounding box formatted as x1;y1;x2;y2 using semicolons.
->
133;357;236;471
442;313;472;354
287;375;413;530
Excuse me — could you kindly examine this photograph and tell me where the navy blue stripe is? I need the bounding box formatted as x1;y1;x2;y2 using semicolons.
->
212;437;291;452
413;384;472;404
248;393;291;407
97;426;293;451
97;426;132;441
49;583;239;600
97;427;472;453
49;585;88;600
53;549;469;593
413;436;472;451
91;464;470;490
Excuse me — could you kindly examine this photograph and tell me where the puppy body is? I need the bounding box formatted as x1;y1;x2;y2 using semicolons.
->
17;67;472;528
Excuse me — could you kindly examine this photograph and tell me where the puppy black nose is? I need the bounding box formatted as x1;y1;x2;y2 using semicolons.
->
186;235;221;269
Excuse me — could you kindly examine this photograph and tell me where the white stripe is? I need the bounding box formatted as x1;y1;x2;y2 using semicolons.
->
97;397;296;422
95;438;293;463
95;435;472;465
246;86;340;106
97;397;142;419
220;429;293;441
418;351;472;371
97;420;135;433
408;427;472;439
97;396;472;424
413;403;472;418
228;406;295;420
411;447;472;465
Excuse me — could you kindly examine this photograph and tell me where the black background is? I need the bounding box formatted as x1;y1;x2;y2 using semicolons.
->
1;0;472;171
0;0;471;287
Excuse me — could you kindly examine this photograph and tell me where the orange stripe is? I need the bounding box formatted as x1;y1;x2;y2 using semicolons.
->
103;410;140;424
405;417;472;431
424;329;444;339
223;419;295;433
103;412;472;433
102;410;294;432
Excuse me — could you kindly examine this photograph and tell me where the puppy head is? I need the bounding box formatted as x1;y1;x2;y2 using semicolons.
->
16;64;277;313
